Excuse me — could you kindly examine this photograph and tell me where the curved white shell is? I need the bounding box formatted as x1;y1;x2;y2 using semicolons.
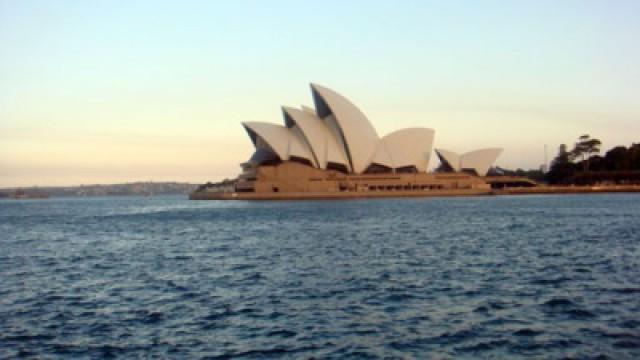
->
435;149;461;171
311;83;379;173
461;148;503;176
379;128;435;171
282;107;350;170
242;121;315;165
435;148;503;175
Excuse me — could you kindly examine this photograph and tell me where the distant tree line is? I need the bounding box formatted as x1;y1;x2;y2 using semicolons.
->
489;135;640;185
0;182;199;198
545;135;640;185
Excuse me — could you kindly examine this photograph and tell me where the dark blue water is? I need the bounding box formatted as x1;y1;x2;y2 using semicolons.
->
1;194;639;359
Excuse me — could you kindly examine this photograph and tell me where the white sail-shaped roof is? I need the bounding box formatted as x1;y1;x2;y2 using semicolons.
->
435;149;461;171
243;122;290;160
369;144;394;169
288;125;317;164
379;128;434;171
242;122;315;165
435;148;503;175
282;107;349;170
311;83;379;173
239;84;503;176
246;148;279;165
461;148;503;176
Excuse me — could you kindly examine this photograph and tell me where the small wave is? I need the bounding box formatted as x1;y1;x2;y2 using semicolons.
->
541;298;596;319
94;345;124;359
610;287;640;294
142;311;164;324
545;338;582;348
51;343;84;355
180;291;201;299
566;309;596;319
88;322;112;335
3;333;56;342
435;328;477;344
204;347;288;359
482;317;528;326
169;255;193;261
16;348;37;357
539;251;562;257
531;277;572;285
456;339;510;353
542;298;574;307
166;280;190;292
241;272;265;281
513;328;542;337
488;300;509;310
619;320;640;329
230;264;256;271
266;311;284;319
558;354;611;360
203;309;230;321
384;293;416;302
585;328;640;340
207;343;323;359
613;340;640;349
265;329;296;338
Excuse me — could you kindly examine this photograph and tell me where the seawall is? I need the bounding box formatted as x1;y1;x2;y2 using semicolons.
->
189;188;492;200
190;185;640;200
492;185;640;196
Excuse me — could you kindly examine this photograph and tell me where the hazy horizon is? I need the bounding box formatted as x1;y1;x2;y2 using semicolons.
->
2;0;640;187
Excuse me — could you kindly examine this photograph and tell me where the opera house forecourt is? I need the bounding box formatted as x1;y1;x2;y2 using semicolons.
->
190;84;508;200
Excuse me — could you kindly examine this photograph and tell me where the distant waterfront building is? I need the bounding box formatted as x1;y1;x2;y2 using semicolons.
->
193;84;505;199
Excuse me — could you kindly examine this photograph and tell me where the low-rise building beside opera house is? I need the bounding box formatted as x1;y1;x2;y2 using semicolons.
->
191;84;512;200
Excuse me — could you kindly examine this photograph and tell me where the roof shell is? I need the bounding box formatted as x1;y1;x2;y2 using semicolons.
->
288;125;316;164
435;149;461;171
379;128;435;172
282;107;349;169
247;148;279;165
369;143;394;169
311;83;379;173
435;148;503;175
242;121;314;164
461;148;503;176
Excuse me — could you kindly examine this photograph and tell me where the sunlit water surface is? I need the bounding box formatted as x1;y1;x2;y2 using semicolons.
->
1;194;639;359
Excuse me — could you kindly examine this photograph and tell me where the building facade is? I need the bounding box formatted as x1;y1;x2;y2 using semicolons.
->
192;84;504;200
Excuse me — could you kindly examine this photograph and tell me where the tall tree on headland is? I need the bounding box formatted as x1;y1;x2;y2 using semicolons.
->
546;144;575;184
570;134;601;172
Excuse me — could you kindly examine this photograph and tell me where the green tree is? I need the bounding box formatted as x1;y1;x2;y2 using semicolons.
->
604;146;630;171
630;143;640;170
546;144;575;184
570;134;601;172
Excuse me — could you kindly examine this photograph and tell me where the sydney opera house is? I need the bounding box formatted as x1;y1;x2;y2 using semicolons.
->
191;84;505;199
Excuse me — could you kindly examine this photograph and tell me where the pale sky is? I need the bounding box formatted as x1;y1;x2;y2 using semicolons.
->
1;0;639;186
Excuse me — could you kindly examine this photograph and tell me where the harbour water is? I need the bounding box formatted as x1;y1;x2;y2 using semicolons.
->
1;194;639;358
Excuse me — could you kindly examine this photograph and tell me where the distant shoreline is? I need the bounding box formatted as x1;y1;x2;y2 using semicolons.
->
0;182;198;198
